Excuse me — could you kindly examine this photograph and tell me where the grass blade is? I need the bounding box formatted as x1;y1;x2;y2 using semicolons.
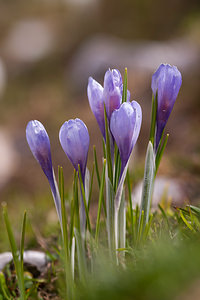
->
95;159;106;243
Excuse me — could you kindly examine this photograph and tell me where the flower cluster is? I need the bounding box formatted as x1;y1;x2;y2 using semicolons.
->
88;68;141;173
26;64;181;228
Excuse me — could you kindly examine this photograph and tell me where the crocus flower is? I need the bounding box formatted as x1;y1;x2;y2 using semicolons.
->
87;68;130;139
110;101;142;173
151;63;182;150
59;118;89;232
26;120;61;224
103;69;123;121
59;118;89;182
87;77;105;139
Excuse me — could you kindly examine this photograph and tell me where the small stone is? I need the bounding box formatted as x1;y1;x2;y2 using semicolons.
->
23;251;47;272
132;176;185;209
0;251;47;272
0;252;12;271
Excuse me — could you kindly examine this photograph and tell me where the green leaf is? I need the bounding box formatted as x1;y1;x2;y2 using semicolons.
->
74;229;87;284
88;164;94;210
155;134;169;174
139;142;155;228
95;159;106;243
149;93;157;146
2;203;25;300
78;164;91;233
126;170;134;240
94;145;107;217
122;68;128;103
104;104;113;184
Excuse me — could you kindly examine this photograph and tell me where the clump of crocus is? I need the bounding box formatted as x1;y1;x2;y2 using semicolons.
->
151;63;182;150
87;68;130;139
59;118;90;230
110;101;142;175
26;120;61;224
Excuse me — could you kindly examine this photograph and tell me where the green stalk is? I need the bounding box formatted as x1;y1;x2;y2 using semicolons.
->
58;166;74;299
88;163;94;210
126;170;134;241
78;165;91;233
104;104;113;184
122;68;128;103
149;93;157;146
139;142;155;230
95;159;106;243
155;134;169;174
93;145;107;216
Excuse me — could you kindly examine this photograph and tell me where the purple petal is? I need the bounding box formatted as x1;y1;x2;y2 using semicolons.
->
110;102;136;170
26;120;53;181
130;100;142;149
59;118;89;180
87;77;105;139
151;64;182;149
26;120;61;223
103;69;122;120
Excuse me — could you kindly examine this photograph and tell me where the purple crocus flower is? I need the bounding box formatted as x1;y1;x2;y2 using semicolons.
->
26;120;61;224
59;118;89;232
87;68;130;139
59;118;90;182
151;64;182;150
110;101;142;173
87;77;105;139
103;69;123;121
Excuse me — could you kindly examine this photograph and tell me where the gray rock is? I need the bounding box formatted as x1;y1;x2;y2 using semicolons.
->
0;251;47;272
132;176;185;209
0;252;12;270
23;251;47;272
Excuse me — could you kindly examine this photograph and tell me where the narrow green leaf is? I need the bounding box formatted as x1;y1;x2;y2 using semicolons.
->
137;210;144;245
122;68;128;103
118;190;126;251
94;145;107;217
187;205;200;217
180;210;195;231
158;204;170;230
126;170;134;239
114;147;121;192
155;134;169;174
0;272;11;300
2;204;25;300
20;211;26;263
105;171;115;257
102;138;106;159
20;210;26;297
139;141;155;228
104;104;113;184
95;159;106;243
78;164;91;233
88;163;94;210
58;166;68;256
93;145;100;187
74;229;87;284
149;93;157;146
74;170;80;232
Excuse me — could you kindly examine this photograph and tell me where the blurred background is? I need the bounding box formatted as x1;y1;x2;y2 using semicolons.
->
0;0;200;247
